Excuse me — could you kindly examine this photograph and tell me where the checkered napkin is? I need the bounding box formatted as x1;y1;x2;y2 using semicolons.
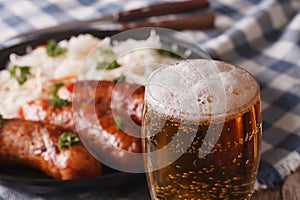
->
201;0;300;190
0;0;299;199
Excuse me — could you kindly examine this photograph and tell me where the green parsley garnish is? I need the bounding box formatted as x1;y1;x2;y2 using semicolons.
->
96;60;121;70
114;118;122;130
52;82;63;95
9;65;31;85
49;82;69;107
100;49;114;55
96;61;110;70
98;48;121;71
113;75;126;83
47;39;66;57
58;132;80;151
49;97;69;107
157;45;183;58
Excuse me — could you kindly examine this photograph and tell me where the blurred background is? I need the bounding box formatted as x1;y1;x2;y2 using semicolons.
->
0;0;299;199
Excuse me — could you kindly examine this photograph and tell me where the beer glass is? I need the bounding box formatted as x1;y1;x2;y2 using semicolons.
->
142;59;262;200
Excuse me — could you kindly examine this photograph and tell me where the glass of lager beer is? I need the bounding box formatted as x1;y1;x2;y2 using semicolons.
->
142;59;262;200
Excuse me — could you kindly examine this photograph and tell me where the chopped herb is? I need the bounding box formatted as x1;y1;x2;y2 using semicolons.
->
49;97;69;107
113;75;126;83
98;48;121;70
157;45;183;58
107;60;121;70
96;60;121;70
100;49;114;55
52;82;64;95
58;132;80;151
49;82;69;107
47;39;66;57
9;65;31;85
0;114;3;124
96;61;110;70
114;118;122;130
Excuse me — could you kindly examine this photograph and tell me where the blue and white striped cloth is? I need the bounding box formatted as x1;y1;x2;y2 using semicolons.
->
0;0;299;199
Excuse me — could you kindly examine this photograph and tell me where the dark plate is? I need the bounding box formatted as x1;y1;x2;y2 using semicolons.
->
0;28;146;195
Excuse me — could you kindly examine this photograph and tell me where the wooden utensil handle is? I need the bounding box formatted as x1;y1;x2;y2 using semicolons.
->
120;13;214;30
114;0;210;22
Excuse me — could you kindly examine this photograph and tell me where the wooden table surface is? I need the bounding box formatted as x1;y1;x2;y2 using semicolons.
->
252;166;300;200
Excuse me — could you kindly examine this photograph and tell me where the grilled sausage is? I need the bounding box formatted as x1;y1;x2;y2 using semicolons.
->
66;80;144;126
0;119;102;180
17;81;144;166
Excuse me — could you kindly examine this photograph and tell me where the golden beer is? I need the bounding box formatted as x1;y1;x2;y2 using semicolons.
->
142;60;261;200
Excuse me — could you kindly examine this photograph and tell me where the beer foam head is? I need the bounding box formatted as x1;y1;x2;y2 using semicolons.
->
146;59;259;122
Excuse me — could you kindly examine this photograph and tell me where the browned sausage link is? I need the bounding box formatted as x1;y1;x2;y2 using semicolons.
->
18;81;144;128
107;81;145;126
0;119;101;180
73;81;144;154
73;80;144;125
18;81;145;153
